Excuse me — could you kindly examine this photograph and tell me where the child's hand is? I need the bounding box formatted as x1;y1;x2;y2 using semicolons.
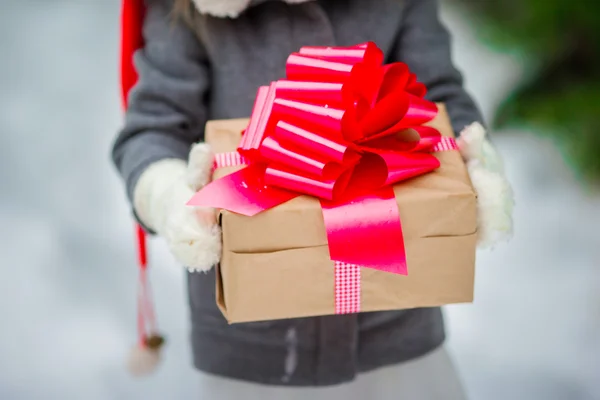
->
133;143;221;272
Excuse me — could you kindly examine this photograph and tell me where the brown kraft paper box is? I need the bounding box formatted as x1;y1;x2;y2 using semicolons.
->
206;104;477;323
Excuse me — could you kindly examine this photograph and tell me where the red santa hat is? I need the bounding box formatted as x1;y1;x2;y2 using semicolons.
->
119;0;165;376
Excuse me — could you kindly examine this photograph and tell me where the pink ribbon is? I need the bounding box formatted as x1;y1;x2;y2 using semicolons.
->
189;42;444;275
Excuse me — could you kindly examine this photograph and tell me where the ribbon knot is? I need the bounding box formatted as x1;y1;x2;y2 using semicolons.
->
237;42;441;203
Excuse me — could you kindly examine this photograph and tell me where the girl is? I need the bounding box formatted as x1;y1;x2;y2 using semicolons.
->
113;0;512;398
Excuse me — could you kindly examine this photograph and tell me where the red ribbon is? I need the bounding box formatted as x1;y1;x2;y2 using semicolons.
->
189;42;442;275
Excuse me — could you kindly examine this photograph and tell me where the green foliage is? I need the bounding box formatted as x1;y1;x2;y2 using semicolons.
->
454;0;600;184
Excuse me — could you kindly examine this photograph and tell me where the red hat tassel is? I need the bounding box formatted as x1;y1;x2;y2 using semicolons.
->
127;224;165;376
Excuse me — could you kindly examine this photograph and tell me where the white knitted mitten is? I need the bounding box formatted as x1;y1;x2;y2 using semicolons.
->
133;143;220;272
457;123;514;248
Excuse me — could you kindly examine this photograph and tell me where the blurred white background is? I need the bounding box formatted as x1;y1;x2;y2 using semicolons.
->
1;1;599;399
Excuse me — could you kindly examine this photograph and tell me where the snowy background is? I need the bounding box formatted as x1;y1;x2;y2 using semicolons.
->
1;1;599;399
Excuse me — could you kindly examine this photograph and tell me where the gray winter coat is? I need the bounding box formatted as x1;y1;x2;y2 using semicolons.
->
112;0;483;386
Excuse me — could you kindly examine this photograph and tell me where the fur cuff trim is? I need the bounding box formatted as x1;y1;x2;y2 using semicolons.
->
458;123;514;249
192;0;314;18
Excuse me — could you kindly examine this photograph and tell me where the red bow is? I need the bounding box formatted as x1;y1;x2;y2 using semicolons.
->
189;42;442;275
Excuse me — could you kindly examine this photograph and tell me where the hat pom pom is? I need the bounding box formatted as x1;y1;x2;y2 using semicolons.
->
127;335;165;376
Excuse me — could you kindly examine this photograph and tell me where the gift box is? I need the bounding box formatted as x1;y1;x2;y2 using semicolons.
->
201;103;476;323
190;43;477;323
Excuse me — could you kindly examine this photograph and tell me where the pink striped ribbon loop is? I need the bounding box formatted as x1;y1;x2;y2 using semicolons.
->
432;137;457;152
212;136;457;314
214;152;248;168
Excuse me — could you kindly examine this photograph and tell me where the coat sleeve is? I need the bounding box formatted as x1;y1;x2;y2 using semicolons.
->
392;0;484;134
112;0;209;206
